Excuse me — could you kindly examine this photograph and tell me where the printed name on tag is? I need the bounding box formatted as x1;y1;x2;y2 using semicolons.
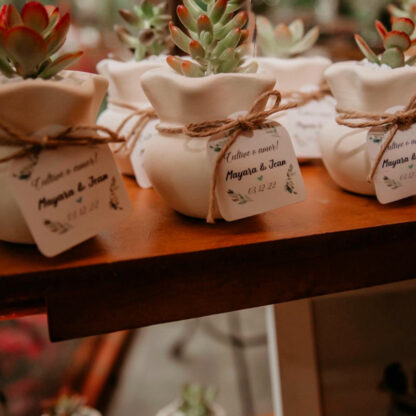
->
207;124;306;221
285;94;336;160
367;112;416;204
130;118;157;189
8;145;132;257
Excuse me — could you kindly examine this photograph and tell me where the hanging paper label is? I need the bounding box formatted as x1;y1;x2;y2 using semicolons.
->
284;93;336;159
367;108;416;204
207;123;306;221
8;144;132;257
130;118;158;189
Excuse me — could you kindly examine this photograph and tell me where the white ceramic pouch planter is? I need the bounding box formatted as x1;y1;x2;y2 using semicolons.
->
257;56;333;159
97;58;165;176
319;61;416;195
0;70;108;244
156;400;226;416
141;67;276;219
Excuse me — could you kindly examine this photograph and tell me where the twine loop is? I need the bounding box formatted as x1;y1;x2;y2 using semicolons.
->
157;89;297;224
109;100;158;154
0;123;124;164
336;92;416;182
282;81;332;107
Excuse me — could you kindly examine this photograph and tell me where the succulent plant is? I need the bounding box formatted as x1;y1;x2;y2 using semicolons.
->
355;18;416;68
388;0;416;23
42;395;96;416
0;2;82;79
115;0;172;61
256;16;319;58
166;0;257;77
173;384;217;416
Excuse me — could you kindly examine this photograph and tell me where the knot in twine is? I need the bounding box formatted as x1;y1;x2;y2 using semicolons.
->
157;90;297;224
109;100;158;154
282;81;332;107
336;93;416;182
0;122;124;164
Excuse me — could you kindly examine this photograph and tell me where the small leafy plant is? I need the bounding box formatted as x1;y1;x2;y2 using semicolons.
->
173;384;217;416
167;0;257;77
256;16;319;58
0;2;82;79
355;17;416;68
115;0;172;61
42;395;96;416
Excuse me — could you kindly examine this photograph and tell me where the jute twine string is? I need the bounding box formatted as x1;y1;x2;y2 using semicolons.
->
336;93;416;182
0;123;124;164
157;90;297;224
282;81;331;107
109;100;157;153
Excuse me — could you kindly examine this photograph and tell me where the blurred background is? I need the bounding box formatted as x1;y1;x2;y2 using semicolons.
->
0;1;414;416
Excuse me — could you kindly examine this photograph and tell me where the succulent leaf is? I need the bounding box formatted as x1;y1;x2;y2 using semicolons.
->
375;20;388;40
181;60;204;76
256;16;319;58
381;47;405;68
5;26;47;78
169;23;192;53
384;31;411;51
392;17;415;35
354;34;380;63
40;51;83;78
21;2;49;33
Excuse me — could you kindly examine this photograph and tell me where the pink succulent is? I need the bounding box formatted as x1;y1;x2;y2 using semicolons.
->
0;2;83;79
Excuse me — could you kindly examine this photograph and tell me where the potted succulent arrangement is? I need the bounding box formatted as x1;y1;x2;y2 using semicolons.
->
156;384;226;416
141;0;276;220
42;395;101;416
319;13;416;195
255;16;333;160
97;0;172;182
0;2;108;244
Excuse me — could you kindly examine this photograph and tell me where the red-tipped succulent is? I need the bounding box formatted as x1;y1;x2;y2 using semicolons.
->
0;2;83;79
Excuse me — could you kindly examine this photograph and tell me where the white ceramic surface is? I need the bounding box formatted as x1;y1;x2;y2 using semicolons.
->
97;58;165;175
156;400;226;416
42;407;101;416
141;66;276;219
257;56;332;159
319;61;416;195
0;70;108;244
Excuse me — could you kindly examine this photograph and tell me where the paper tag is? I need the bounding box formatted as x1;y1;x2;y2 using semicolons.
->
367;115;416;204
130;118;158;189
8;145;132;257
285;94;336;159
207;124;306;221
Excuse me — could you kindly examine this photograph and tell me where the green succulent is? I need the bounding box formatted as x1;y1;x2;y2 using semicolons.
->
389;0;416;22
355;18;416;68
115;0;172;61
173;384;217;416
0;2;82;79
256;16;319;58
167;0;257;77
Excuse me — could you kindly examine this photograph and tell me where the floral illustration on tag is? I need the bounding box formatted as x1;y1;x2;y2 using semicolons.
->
383;176;402;190
209;143;223;153
227;189;253;205
44;219;73;235
285;164;298;195
109;177;123;210
13;151;40;181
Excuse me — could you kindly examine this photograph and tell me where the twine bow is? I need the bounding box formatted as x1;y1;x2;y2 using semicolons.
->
0;123;124;164
109;100;158;154
336;93;416;182
282;81;331;107
157;90;297;224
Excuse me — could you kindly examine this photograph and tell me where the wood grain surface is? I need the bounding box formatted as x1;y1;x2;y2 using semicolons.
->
0;162;415;340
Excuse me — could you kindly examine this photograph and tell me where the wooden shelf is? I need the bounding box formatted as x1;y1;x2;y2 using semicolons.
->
1;162;415;341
